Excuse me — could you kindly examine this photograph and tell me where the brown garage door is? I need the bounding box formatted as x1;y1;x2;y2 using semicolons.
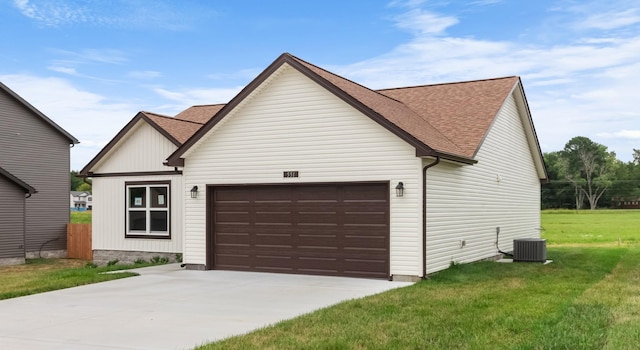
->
210;183;389;279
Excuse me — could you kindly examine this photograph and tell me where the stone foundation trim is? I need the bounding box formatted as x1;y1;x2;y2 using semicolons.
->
391;274;421;282
93;250;181;266
26;250;67;259
0;257;26;266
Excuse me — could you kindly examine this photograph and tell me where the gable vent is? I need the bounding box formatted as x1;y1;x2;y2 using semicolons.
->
513;238;546;262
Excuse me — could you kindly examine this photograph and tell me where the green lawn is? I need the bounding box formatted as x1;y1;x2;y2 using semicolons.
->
0;259;161;300
541;209;640;245
70;210;92;223
196;210;640;349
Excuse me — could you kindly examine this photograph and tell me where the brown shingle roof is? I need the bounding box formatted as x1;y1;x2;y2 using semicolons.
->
290;56;466;158
143;112;204;145
378;77;519;158
167;53;527;166
175;104;225;124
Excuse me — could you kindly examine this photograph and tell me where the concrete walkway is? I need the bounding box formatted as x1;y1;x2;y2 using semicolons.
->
0;264;413;350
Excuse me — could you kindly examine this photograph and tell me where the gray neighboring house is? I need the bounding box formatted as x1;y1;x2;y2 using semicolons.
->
0;81;79;265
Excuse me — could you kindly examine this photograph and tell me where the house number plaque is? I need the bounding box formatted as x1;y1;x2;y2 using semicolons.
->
283;171;299;178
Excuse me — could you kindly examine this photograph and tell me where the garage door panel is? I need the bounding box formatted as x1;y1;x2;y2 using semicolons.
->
254;232;293;248
254;187;293;202
344;238;387;250
343;185;387;200
254;213;293;225
343;212;387;225
215;211;251;225
298;234;338;248
212;183;389;279
297;213;338;225
297;186;339;201
215;231;250;244
215;253;251;270
215;189;253;202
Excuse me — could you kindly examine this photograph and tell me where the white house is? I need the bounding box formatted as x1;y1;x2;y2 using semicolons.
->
80;107;222;264
70;191;93;211
81;53;547;279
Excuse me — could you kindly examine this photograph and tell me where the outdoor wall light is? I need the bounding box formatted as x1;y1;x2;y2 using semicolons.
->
190;185;198;199
395;182;404;197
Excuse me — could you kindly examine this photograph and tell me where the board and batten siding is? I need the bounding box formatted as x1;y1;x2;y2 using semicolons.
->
425;92;541;274
0;177;25;260
90;121;184;254
92;121;179;173
92;175;183;253
182;64;423;276
0;88;71;254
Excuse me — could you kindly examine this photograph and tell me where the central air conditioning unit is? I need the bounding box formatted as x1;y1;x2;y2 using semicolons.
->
513;238;546;262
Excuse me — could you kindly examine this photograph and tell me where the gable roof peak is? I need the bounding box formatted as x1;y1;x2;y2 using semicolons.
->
0;81;78;144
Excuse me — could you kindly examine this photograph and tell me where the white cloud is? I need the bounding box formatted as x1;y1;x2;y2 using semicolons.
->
153;86;241;107
48;66;78;75
12;0;217;29
393;9;458;35
334;3;640;161
50;48;128;65
13;0;88;26
598;130;640;139
579;9;640;30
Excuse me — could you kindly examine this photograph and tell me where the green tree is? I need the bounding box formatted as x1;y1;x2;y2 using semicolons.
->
77;182;92;192
542;152;575;209
633;149;640;165
559;136;617;210
608;158;640;206
70;171;83;191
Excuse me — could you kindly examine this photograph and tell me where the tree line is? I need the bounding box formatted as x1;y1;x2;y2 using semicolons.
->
542;136;640;210
70;170;92;192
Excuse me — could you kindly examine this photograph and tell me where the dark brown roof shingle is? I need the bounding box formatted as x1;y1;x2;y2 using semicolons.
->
143;112;204;145
378;77;519;158
175;104;225;124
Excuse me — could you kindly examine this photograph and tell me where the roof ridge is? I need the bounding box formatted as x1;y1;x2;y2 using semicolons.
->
287;53;408;105
189;103;227;108
142;111;205;126
140;111;172;118
377;76;519;92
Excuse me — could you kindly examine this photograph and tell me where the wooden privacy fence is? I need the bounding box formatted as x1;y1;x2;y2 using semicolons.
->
67;223;92;260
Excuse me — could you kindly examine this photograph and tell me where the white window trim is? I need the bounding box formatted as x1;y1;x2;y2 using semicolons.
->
125;182;170;239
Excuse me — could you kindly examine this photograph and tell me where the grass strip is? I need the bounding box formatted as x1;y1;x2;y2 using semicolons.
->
197;246;626;349
0;258;152;300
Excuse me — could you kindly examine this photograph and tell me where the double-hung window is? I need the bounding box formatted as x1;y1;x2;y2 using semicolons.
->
125;181;170;238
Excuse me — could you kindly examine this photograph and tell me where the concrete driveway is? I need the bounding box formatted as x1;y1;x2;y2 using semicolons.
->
0;264;413;350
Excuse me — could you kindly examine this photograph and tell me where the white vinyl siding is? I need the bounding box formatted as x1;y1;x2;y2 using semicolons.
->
92;175;183;253
182;64;423;276
92;121;178;173
425;92;541;274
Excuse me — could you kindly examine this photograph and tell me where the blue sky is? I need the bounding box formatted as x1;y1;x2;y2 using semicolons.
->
1;0;639;170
